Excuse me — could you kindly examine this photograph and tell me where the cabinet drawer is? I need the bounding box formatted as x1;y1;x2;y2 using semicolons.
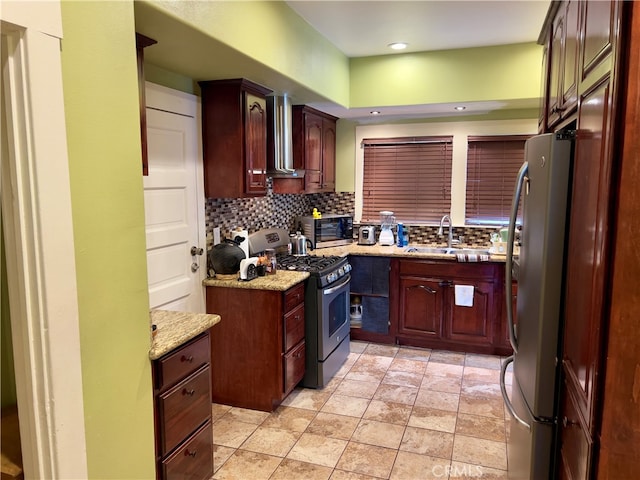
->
156;334;210;391
398;260;496;280
559;383;592;480
284;283;305;312
159;365;211;456
283;341;305;394
162;420;213;480
284;303;305;352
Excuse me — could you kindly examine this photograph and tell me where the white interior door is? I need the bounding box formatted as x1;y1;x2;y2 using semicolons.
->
144;83;205;312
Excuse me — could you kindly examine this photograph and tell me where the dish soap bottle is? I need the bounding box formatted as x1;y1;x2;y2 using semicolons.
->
396;223;404;247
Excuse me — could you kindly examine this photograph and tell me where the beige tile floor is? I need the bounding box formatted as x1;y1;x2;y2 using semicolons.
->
212;341;514;480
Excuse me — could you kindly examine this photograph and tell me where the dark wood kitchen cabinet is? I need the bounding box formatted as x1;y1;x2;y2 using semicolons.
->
199;78;272;197
292;105;337;193
394;260;508;355
152;332;213;480
135;33;157;176
545;0;580;128
537;1;634;477
206;282;305;411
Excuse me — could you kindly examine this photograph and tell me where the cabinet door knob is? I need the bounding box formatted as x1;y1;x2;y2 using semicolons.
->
562;416;577;428
185;449;197;457
182;388;196;396
181;355;194;363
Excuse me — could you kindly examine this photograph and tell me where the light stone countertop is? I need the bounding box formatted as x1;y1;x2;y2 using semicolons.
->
149;309;221;360
309;243;507;263
202;270;310;291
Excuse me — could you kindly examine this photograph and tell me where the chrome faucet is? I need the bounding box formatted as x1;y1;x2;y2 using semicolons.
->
438;215;454;249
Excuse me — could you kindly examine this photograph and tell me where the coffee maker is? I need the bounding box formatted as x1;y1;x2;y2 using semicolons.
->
378;210;395;245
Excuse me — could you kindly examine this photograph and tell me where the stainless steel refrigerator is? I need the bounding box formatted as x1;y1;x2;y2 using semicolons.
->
501;132;574;479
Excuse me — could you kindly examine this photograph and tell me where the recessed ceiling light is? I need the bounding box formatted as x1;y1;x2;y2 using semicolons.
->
370;110;381;115
454;106;466;111
388;42;408;51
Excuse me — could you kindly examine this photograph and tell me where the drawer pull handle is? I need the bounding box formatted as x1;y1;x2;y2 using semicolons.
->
181;355;194;363
418;285;437;294
185;449;197;457
182;388;195;396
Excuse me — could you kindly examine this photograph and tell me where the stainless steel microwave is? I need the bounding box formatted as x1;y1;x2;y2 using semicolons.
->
296;214;354;249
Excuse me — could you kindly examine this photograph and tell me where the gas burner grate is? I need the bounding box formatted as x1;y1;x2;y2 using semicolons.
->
277;254;342;274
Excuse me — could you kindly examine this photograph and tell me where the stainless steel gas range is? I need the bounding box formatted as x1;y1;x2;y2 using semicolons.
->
249;229;351;388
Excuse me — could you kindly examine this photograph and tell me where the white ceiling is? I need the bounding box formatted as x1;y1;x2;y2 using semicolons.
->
286;1;550;58
286;0;550;121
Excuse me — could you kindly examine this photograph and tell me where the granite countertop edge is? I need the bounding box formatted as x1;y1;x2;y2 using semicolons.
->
202;245;505;292
203;270;310;290
149;310;221;360
308;243;507;263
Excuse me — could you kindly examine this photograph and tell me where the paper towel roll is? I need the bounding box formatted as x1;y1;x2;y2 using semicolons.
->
454;285;474;307
231;229;249;259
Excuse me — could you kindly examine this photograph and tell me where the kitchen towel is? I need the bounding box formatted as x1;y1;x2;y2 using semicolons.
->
454;285;474;307
456;253;490;262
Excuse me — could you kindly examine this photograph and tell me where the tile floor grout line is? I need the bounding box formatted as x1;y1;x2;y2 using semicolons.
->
212;341;509;479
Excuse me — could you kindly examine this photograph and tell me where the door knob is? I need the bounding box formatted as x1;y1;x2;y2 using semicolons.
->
191;246;204;256
191;263;199;272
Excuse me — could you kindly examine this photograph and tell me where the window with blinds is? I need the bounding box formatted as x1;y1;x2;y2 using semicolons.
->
361;136;453;223
465;135;530;225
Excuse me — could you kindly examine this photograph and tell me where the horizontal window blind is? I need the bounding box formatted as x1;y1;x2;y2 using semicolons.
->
362;136;452;223
465;135;530;225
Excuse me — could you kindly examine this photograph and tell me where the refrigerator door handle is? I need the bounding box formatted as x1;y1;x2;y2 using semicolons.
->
500;355;531;430
505;161;528;353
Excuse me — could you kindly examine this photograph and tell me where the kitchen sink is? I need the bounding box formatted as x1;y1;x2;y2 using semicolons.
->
404;246;491;256
404;246;455;254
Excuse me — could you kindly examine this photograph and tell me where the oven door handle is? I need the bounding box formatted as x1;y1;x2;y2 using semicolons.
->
323;277;350;296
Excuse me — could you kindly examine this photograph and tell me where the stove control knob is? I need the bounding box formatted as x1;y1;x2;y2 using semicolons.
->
327;273;337;283
344;263;352;273
338;267;345;277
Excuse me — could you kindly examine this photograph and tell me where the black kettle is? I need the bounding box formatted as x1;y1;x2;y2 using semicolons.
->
207;238;246;275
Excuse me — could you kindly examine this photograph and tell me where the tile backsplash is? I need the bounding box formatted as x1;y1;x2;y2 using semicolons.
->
205;188;500;249
205;190;355;248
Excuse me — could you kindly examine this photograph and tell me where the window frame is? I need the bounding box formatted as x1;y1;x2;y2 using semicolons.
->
465;134;531;226
360;136;453;224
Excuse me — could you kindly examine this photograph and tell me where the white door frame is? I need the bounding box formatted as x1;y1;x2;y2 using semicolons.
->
1;3;88;478
145;81;207;313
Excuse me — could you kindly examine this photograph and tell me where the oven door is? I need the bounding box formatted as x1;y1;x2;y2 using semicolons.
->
317;274;351;361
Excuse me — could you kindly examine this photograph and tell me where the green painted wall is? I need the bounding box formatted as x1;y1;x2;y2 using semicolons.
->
336;120;357;193
142;0;350;105
350;42;542;107
145;63;196;95
60;1;155;478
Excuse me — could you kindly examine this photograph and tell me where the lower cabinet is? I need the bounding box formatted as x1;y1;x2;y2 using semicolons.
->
394;259;509;355
206;282;305;411
152;332;213;480
558;376;592;480
397;277;445;338
349;255;393;343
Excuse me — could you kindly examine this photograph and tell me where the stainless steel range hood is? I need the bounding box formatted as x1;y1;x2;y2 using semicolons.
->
267;94;304;178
